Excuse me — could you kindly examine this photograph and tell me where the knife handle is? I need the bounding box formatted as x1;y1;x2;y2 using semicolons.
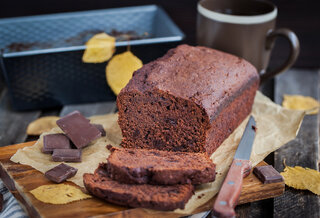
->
212;159;251;218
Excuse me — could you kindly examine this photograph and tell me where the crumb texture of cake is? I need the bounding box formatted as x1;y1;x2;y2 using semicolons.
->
117;44;260;155
105;147;215;185
83;166;194;211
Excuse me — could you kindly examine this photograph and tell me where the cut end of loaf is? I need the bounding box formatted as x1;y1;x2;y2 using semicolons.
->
117;90;210;153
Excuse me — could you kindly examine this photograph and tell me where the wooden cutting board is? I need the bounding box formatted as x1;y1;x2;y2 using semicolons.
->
0;141;284;218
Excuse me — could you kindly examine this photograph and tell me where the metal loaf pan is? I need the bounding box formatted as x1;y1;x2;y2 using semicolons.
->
0;5;184;110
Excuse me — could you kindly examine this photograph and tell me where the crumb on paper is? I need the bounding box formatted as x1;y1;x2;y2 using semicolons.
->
252;125;257;132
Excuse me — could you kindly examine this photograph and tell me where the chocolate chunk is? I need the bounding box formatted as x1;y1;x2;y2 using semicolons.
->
0;193;3;212
56;111;101;149
253;165;284;184
52;149;82;162
42;133;71;154
45;163;78;183
106;144;114;151
93;124;106;136
252;125;257;132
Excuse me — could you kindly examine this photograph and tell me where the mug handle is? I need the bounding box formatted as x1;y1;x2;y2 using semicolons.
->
260;28;300;83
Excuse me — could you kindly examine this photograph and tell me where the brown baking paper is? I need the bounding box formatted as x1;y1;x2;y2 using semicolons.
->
11;91;304;214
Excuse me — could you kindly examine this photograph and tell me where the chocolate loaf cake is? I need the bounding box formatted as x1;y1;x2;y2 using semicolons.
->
105;147;215;185
83;166;194;211
117;44;259;155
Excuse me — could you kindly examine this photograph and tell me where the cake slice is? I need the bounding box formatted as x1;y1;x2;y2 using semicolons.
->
105;147;216;185
117;44;259;155
83;166;194;211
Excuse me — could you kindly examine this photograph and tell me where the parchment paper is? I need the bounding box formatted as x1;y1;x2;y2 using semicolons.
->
11;91;305;214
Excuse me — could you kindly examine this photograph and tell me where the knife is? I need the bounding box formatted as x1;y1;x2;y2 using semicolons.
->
212;116;256;218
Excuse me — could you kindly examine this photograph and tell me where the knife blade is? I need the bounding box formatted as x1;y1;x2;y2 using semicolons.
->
233;116;256;161
211;116;256;218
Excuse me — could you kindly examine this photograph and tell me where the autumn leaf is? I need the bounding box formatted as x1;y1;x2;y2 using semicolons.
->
281;164;320;195
82;33;115;63
282;94;319;115
30;184;91;204
27;116;60;135
106;51;143;95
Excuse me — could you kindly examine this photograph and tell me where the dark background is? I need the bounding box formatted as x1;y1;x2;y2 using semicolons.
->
0;0;319;68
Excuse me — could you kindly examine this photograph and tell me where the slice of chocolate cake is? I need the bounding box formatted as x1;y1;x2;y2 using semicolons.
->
83;166;194;211
105;147;215;185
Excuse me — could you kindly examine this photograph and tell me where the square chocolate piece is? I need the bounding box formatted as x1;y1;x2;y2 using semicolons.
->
56;111;101;149
93;124;106;136
52;149;82;162
44;163;78;183
253;165;284;184
42;133;71;154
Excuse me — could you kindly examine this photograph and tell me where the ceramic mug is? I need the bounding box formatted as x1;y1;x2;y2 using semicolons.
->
197;0;300;82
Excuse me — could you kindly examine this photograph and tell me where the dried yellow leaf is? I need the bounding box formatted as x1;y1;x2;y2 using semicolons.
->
27;116;60;135
106;51;143;95
30;184;91;204
82;33;115;63
282;94;319;115
281;165;320;195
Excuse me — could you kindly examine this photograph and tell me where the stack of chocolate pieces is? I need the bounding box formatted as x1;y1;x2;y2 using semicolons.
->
42;111;106;183
83;147;216;211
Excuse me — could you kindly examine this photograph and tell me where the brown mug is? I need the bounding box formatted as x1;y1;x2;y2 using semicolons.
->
197;0;300;83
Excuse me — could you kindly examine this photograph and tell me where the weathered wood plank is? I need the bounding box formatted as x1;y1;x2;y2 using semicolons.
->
235;198;274;218
0;89;40;147
0;73;5;95
274;69;320;218
248;199;274;218
235;203;252;218
235;200;274;218
259;78;274;100
60;102;117;117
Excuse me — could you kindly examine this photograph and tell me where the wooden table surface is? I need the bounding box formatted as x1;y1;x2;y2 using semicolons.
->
0;68;319;217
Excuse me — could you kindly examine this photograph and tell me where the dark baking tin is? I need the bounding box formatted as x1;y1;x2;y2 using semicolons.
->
0;5;184;110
